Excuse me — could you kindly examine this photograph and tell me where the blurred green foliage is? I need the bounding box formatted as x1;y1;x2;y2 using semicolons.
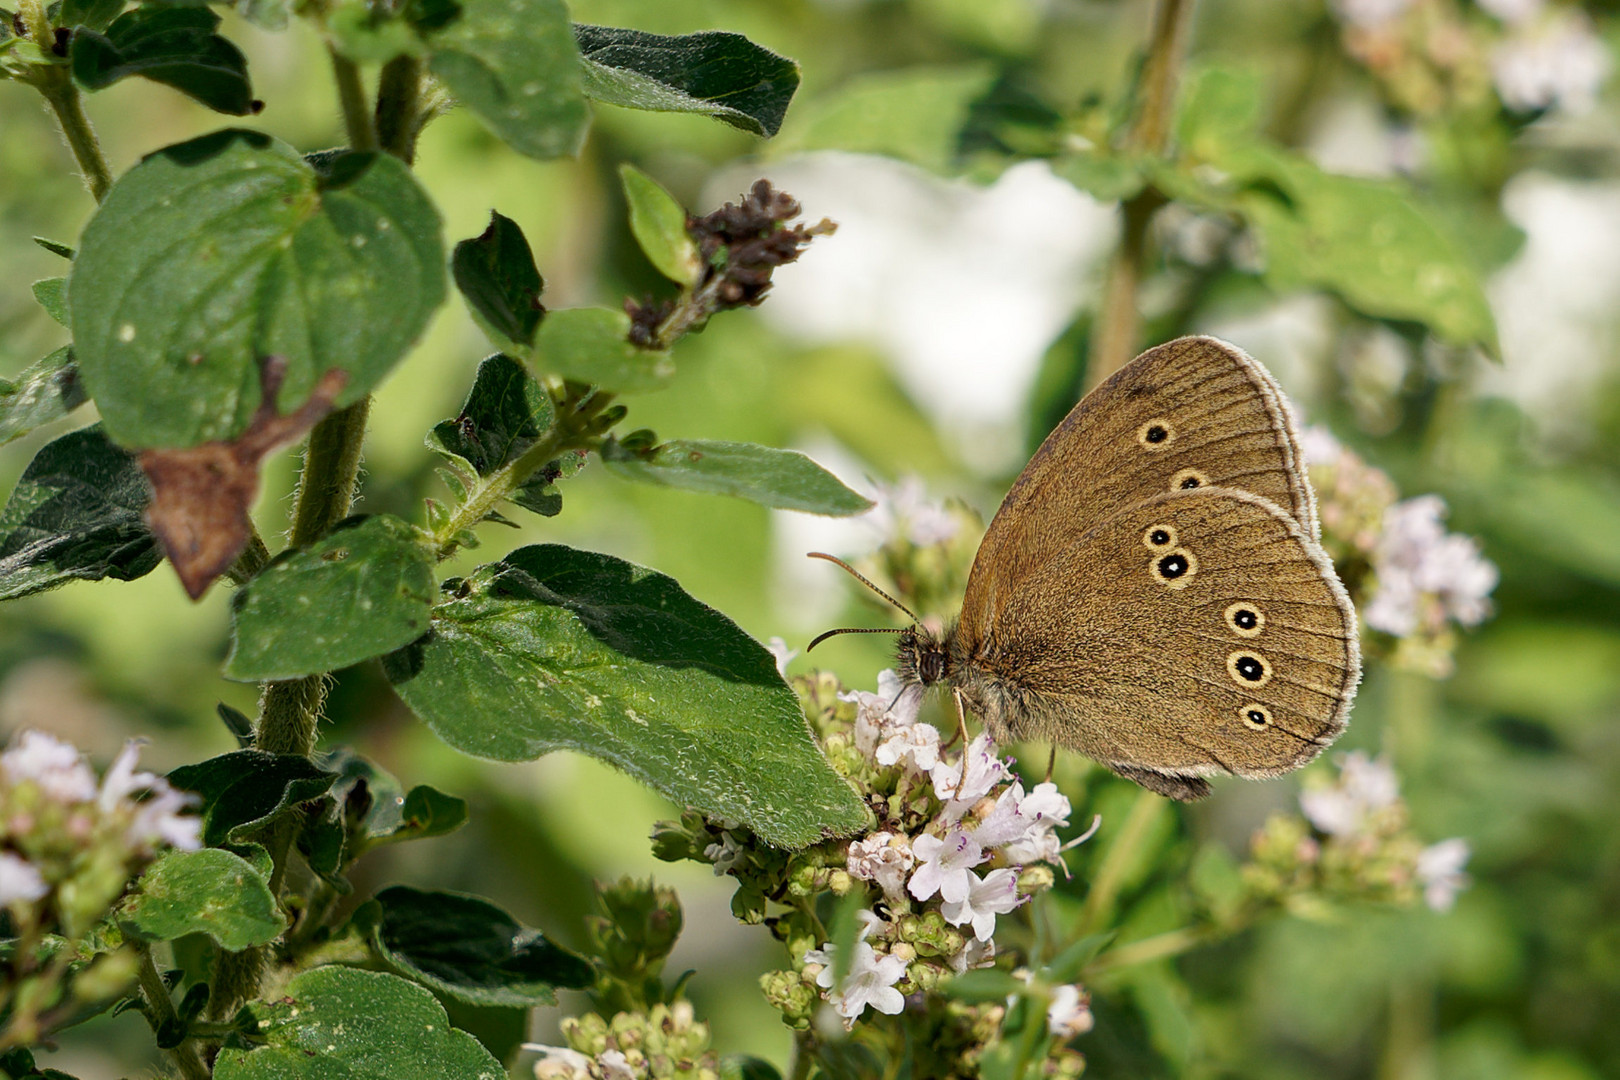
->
3;0;1620;1077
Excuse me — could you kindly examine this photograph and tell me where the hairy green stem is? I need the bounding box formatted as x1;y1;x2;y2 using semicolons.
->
433;425;570;559
1086;0;1198;387
329;46;378;152
1077;788;1167;935
375;55;424;163
135;944;210;1080
289;398;371;548
788;1031;815;1080
35;68;114;203
227;526;273;586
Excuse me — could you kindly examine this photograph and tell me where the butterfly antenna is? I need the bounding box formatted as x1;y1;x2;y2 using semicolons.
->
806;626;904;653
806;552;921;624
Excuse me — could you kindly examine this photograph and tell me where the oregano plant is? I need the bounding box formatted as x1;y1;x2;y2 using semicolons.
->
3;0;1582;1077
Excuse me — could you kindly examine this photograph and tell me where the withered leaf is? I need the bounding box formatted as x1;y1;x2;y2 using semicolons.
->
141;358;347;599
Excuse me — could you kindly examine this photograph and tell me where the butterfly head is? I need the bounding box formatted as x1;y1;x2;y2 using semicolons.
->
895;624;950;689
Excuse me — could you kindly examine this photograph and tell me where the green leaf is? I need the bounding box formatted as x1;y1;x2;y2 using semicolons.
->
1231;148;1497;348
33;236;76;259
360;886;593;1007
575;24;799;138
214;967;503;1079
1052;153;1145;202
428;355;581;520
225;515;437;681
1043;931;1116;983
327;750;469;845
59;0;125;32
32;277;68;326
620;164;700;287
70;7;257;116
602;438;872;515
429;354;554;475
69;130;445;448
451;213;545;349
721;1057;783;1080
426;0;587;160
383;544;866;847
773;63;997;174
120;849;285;950
167;750;339;847
0;424;159;601
1;348;87;447
523;307;670;393
942;968;1025;1003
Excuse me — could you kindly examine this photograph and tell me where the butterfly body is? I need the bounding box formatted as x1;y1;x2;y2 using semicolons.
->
893;337;1360;801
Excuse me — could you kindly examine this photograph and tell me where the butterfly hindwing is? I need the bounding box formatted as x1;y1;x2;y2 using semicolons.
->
954;487;1357;798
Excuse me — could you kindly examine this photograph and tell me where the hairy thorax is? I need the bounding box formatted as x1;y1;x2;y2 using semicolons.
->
895;624;1039;744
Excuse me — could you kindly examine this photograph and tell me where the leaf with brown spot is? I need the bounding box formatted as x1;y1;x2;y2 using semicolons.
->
140;358;347;599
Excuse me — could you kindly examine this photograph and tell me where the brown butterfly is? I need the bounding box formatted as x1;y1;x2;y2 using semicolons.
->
815;336;1359;800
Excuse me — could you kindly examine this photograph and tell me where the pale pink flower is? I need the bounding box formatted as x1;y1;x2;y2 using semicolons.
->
840;669;923;756
931;734;1011;818
909;827;985;904
1417;838;1472;912
948;937;996;974
0;851;49;905
846;832;915;903
524;1044;592;1080
766;636;799;678
1493;11;1611;114
1046;984;1095;1040
1300;751;1400;836
875;721;942;773
941;867;1025;941
806;940;908;1022
597;1049;637;1080
2;730;97;803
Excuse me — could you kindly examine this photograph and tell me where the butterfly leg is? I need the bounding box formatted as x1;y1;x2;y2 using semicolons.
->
950;688;971;748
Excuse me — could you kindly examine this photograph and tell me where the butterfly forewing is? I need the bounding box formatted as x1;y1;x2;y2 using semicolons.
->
961;337;1317;635
954;487;1357;798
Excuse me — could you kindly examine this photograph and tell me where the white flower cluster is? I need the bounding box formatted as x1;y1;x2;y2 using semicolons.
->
1485;4;1612;114
801;673;1099;1025
1301;751;1472;912
864;477;961;549
1364;494;1498;637
0;730;201;907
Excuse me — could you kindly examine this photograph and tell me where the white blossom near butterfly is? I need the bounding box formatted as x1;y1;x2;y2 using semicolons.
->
908;826;986;904
1300;751;1400;837
1416;838;1472;912
804;940;909;1024
940;866;1025;941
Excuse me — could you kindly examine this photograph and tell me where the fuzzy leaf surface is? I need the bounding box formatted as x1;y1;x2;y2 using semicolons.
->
427;0;587;160
70;7;256;115
602;439;871;515
383;544;865;847
1;348;87;447
451;212;545;349
0;424;158;600
120;849;285;949
167;751;339;846
214;967;503;1079
575;24;799;137
361;886;593;1006
226;515;437;681
69;130;444;448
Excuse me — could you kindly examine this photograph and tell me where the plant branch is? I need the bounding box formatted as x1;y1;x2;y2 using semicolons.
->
1077;788;1167;935
33;67;114;203
329;46;378;152
432;424;574;560
135;943;210;1080
1086;0;1198;387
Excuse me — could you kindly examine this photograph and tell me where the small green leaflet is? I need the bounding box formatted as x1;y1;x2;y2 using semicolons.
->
1;348;87;447
70;7;257;115
620;164;701;287
120;849;285;949
451;212;545;348
602;438;872;516
575;24;800;138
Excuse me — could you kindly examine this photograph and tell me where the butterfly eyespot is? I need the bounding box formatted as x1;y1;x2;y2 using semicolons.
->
1223;602;1265;638
1137;419;1175;450
1226;651;1272;686
1171;468;1208;491
1143;525;1177;549
1239;703;1272;730
1150;547;1198;589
